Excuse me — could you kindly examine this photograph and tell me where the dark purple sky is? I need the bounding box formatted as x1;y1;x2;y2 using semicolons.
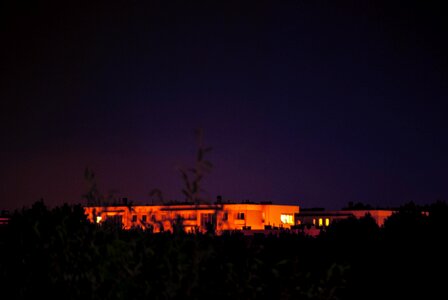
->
1;0;447;211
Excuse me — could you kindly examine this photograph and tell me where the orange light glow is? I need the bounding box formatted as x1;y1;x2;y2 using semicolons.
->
84;203;300;234
280;214;294;225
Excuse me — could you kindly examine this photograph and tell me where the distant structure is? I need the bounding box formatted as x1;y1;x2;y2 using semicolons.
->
1;201;397;237
83;197;398;236
0;210;10;226
296;208;395;237
84;198;300;234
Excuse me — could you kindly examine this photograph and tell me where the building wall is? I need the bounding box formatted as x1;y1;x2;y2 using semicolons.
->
263;205;297;228
296;209;395;237
297;210;395;228
84;203;300;234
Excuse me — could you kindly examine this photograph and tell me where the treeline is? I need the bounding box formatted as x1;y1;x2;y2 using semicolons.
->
1;200;447;300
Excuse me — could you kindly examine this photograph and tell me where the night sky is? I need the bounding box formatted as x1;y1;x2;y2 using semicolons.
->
1;0;447;211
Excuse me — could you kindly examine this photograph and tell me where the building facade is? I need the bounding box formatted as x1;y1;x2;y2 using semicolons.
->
84;202;300;234
296;209;395;236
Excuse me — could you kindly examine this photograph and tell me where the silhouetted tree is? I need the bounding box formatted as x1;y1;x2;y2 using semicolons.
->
82;167;101;206
149;188;164;204
178;128;213;204
382;201;428;241
427;200;448;233
322;213;380;243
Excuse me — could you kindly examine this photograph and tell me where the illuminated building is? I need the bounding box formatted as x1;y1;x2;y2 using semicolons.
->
84;201;300;234
296;209;395;236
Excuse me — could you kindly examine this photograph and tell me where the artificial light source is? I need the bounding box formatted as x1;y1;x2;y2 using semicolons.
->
280;214;293;225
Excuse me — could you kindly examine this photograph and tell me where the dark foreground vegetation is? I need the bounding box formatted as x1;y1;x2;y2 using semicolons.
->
1;200;447;300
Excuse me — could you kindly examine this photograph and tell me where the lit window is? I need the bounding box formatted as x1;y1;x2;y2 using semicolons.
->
318;218;323;226
313;218;316;225
96;216;102;223
325;218;330;226
236;212;245;220
280;214;294;225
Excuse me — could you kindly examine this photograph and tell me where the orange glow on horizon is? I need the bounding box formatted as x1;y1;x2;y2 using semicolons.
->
84;203;300;234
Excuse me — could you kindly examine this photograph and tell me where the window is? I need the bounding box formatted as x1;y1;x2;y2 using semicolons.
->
325;218;330;226
280;214;294;225
132;215;137;222
313;218;316;225
318;218;323;226
222;212;228;221
142;215;147;222
201;213;216;228
236;212;245;220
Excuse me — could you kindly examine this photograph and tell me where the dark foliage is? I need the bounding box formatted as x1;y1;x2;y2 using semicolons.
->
1;200;447;299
